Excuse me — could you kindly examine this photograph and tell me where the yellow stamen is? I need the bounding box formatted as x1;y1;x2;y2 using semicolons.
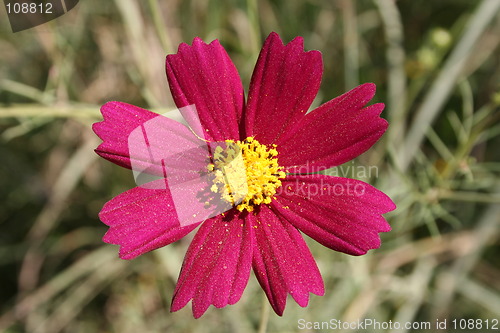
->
207;137;286;212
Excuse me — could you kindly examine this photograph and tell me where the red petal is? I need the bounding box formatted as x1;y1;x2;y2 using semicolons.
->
251;205;324;316
171;211;254;318
244;32;323;144
166;38;244;142
272;175;395;255
277;83;388;172
94;102;212;188
93;102;159;169
99;180;200;260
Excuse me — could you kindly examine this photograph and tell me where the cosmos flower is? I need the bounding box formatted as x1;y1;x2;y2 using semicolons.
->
93;32;395;318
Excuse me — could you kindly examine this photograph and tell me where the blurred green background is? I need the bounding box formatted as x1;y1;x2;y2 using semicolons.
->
1;0;499;332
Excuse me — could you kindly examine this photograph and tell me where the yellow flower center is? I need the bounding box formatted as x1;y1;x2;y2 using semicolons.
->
207;137;286;212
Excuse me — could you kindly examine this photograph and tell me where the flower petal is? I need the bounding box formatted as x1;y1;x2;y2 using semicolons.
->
277;83;388;172
93;101;159;169
272;175;395;255
251;204;324;316
166;37;244;142
171;211;254;318
244;32;323;144
94;101;211;185
99;179;200;260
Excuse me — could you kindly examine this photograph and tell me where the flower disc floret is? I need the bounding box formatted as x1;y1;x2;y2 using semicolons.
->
208;137;286;212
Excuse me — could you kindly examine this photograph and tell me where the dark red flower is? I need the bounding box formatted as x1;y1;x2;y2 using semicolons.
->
93;32;395;318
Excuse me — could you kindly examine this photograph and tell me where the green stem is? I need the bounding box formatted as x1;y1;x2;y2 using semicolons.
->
258;293;270;333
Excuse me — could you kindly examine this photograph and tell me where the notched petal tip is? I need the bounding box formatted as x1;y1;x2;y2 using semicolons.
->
245;31;323;142
266;32;321;56
192;36;205;44
250;206;324;316
98;182;200;262
290;35;304;46
274;176;395;256
165;33;243;141
92;101;119;137
277;81;387;170
266;31;283;44
265;32;304;50
91;123;104;140
92;101;162;169
170;214;253;318
287;35;308;55
170;36;219;56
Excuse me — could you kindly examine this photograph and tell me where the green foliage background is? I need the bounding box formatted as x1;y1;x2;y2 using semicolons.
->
0;0;499;332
